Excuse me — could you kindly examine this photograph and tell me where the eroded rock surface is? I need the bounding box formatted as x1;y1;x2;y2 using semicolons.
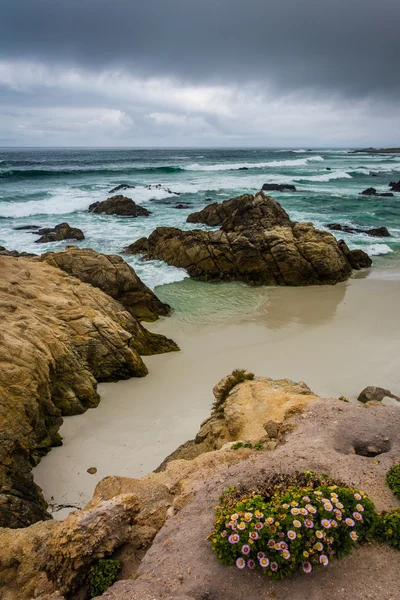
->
89;196;150;217
358;386;400;404
40;247;171;322
0;255;177;528
127;192;370;286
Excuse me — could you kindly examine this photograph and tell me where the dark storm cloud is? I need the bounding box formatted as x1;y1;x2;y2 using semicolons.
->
1;0;399;98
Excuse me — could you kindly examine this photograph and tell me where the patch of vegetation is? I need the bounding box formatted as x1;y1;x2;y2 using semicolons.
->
338;396;350;403
232;441;264;451
374;508;400;550
88;559;122;598
209;472;379;580
213;369;255;414
386;464;400;498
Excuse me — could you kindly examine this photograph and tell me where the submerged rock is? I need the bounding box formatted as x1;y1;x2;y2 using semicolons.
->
108;184;135;194
40;246;171;322
358;386;400;404
13;224;41;230
261;183;296;192
360;187;394;197
34;222;85;244
327;223;390;237
389;180;400;192
0;255;178;528
89;195;151;217
127;192;366;286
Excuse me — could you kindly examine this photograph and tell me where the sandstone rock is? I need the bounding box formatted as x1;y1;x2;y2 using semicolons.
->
34;222;84;244
0;246;35;257
89;195;150;217
337;241;372;270
327;223;390;237
261;183;296;192
0;255;178;528
389;180;400;192
358;386;400;404
40;246;171;322
263;419;281;439
186;192;293;229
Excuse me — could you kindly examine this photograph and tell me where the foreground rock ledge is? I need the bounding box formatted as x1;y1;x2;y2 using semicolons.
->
1;375;399;600
127;192;371;286
0;255;178;528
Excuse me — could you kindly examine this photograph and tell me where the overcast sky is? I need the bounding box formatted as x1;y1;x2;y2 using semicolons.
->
1;0;399;147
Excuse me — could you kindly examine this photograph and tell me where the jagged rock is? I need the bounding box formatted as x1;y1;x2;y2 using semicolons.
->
109;184;135;194
34;222;84;244
358;386;400;404
389;180;400;192
40;247;171;322
0;255;178;528
89;196;151;217
145;184;180;195
337;241;372;270
186;193;293;229
261;183;296;192
327;223;390;237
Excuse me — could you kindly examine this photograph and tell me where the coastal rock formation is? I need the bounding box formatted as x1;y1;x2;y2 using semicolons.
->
0;374;399;600
358;386;400;404
261;183;296;192
13;225;41;230
353;147;400;154
89;195;151;217
389;180;400;192
327;223;391;237
337;242;372;270
40;247;171;322
0;255;178;528
127;193;370;285
0;246;35;257
360;187;394;197
34;222;85;244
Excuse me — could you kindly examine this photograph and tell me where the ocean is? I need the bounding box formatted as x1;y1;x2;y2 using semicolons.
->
1;147;400;291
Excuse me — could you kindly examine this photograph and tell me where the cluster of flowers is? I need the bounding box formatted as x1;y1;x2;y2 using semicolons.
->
210;476;377;580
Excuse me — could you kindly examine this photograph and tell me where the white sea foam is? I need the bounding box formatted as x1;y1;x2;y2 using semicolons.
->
294;170;352;182
183;156;324;171
351;243;393;256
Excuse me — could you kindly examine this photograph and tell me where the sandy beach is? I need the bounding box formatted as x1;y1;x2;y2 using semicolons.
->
33;267;400;517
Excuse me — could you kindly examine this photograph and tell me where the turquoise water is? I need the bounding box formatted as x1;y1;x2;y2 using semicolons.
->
1;147;400;289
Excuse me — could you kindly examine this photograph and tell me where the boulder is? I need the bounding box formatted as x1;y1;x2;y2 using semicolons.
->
173;203;192;209
127;192;364;286
238;167;249;170
0;246;35;257
358;386;400;404
337;241;372;270
40;246;171;322
89;196;150;217
0;255;178;528
109;184;135;194
389;180;400;192
327;224;390;237
261;183;296;192
186;192;293;230
13;225;41;230
34;223;84;244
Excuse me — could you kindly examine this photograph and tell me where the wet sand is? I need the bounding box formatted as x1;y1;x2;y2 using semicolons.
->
33;268;400;517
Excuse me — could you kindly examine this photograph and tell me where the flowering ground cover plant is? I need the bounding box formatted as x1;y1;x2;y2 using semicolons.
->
374;508;400;550
209;472;377;580
385;464;400;499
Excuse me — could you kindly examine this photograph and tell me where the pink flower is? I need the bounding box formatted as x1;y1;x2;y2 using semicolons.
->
287;530;297;540
236;557;246;569
345;518;355;527
229;533;240;544
259;557;270;568
320;554;329;566
257;551;265;560
271;562;278;571
305;519;314;529
321;519;331;529
353;512;363;521
302;561;312;574
241;544;251;555
247;559;256;570
268;539;276;547
249;531;259;541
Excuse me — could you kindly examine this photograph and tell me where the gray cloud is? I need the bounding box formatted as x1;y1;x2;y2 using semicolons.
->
1;0;399;98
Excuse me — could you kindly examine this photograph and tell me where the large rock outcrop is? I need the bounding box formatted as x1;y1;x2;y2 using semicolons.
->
40;247;171;322
0;255;178;529
89;196;150;217
127;192;370;286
